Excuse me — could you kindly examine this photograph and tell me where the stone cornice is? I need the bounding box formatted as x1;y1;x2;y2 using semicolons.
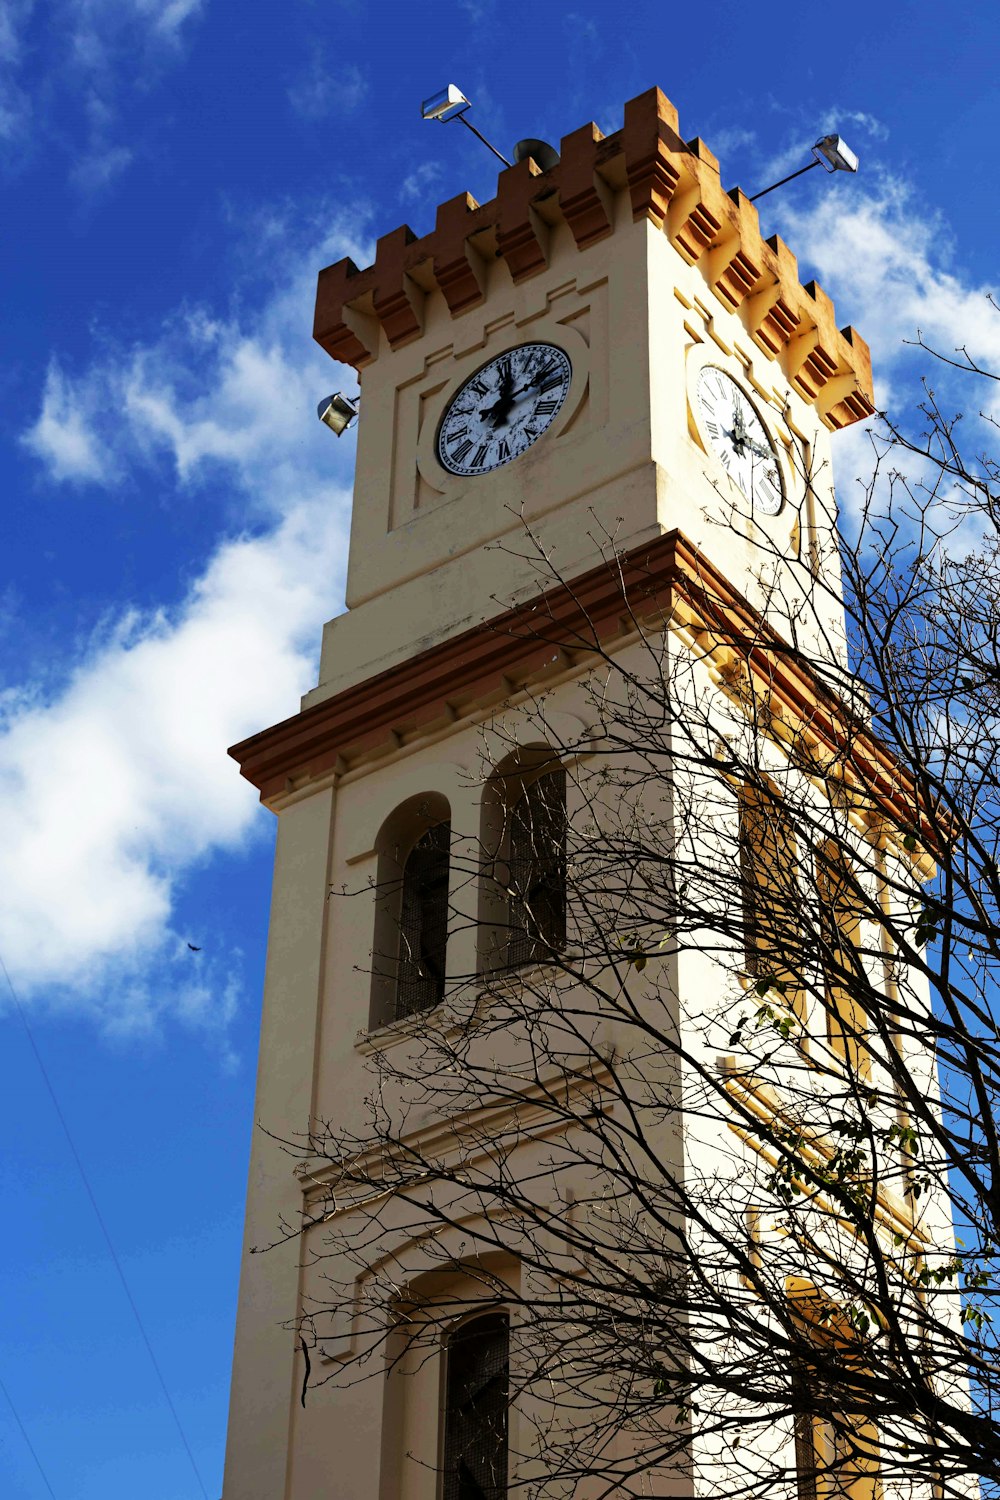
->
313;87;874;433
228;530;934;863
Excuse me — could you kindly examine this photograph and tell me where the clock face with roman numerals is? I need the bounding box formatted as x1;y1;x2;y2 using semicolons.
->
695;365;784;516
436;343;573;477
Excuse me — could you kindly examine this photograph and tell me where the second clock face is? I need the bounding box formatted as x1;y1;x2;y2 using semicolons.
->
695;366;784;516
437;343;573;477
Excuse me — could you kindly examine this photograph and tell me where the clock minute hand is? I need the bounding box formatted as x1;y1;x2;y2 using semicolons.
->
502;365;559;402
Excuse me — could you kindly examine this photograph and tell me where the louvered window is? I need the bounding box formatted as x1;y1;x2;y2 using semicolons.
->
395;821;450;1021
506;769;566;969
443;1313;509;1500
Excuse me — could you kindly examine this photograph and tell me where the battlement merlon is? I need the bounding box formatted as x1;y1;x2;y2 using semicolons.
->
313;86;874;433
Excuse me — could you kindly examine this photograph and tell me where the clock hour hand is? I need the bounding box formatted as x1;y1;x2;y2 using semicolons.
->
479;370;554;417
724;415;770;463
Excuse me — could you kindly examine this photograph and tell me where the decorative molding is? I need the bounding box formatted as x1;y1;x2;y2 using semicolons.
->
229;530;937;870
312;86;874;432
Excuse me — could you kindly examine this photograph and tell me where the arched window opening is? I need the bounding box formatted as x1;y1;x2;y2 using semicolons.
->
815;842;868;1078
738;782;804;1024
506;767;567;970
443;1312;509;1500
395;820;451;1021
369;793;451;1031
478;751;567;977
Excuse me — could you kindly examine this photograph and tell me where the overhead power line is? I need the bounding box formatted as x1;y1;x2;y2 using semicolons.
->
0;953;210;1500
0;1369;58;1499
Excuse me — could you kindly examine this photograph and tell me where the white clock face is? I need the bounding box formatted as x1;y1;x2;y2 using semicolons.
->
437;343;572;477
695;366;784;516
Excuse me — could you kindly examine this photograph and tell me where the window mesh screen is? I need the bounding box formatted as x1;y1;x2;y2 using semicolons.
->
395;821;450;1021
443;1313;509;1500
506;769;566;970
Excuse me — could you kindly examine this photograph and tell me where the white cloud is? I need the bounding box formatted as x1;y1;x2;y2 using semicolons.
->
11;205;368;1038
0;494;344;1008
23;201;372;502
22;363;111;483
773;175;1000;518
779;175;1000;404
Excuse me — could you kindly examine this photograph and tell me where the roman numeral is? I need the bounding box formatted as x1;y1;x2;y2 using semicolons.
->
451;438;474;462
706;420;719;436
470;380;488;396
497;438;511;462
472;443;489;468
535;399;558;416
539;375;563;394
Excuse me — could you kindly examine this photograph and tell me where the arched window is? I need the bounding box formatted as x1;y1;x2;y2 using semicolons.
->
738;781;804;1023
505;767;566;969
395;820;451;1021
369;794;451;1030
443;1312;509;1500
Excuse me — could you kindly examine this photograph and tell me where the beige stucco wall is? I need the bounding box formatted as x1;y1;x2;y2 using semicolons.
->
222;163;941;1500
304;194;844;715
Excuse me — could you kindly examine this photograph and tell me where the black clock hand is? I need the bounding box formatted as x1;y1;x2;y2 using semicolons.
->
479;366;558;416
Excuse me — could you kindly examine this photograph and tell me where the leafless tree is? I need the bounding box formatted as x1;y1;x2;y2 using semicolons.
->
268;331;1000;1500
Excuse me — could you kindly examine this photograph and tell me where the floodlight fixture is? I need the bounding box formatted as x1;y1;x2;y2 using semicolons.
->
421;85;470;123
420;82;511;168
749;132;859;203
811;134;859;174
317;392;359;437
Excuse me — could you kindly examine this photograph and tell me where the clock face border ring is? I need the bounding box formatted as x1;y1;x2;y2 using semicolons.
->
415;317;592;498
435;342;573;478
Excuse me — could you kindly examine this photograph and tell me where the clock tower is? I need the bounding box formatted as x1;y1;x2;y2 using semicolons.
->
222;87;876;1500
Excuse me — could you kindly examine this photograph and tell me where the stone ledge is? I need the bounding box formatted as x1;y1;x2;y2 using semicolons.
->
313;85;875;432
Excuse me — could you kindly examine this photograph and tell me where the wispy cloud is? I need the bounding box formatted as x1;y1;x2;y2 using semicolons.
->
287;51;367;121
399;158;443;206
774;174;1000;509
0;494;343;1025
12;205;370;1040
0;0;205;185
0;0;33;143
23;363;112;484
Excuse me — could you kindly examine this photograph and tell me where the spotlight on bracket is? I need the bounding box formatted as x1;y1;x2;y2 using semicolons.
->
749;132;859;204
811;134;859;174
420;82;512;168
421;84;471;123
514;137;560;172
317;392;359;437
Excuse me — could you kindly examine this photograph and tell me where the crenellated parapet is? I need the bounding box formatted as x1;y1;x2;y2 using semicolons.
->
314;86;875;432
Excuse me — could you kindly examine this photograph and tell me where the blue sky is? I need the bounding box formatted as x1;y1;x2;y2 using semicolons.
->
1;2;998;1496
